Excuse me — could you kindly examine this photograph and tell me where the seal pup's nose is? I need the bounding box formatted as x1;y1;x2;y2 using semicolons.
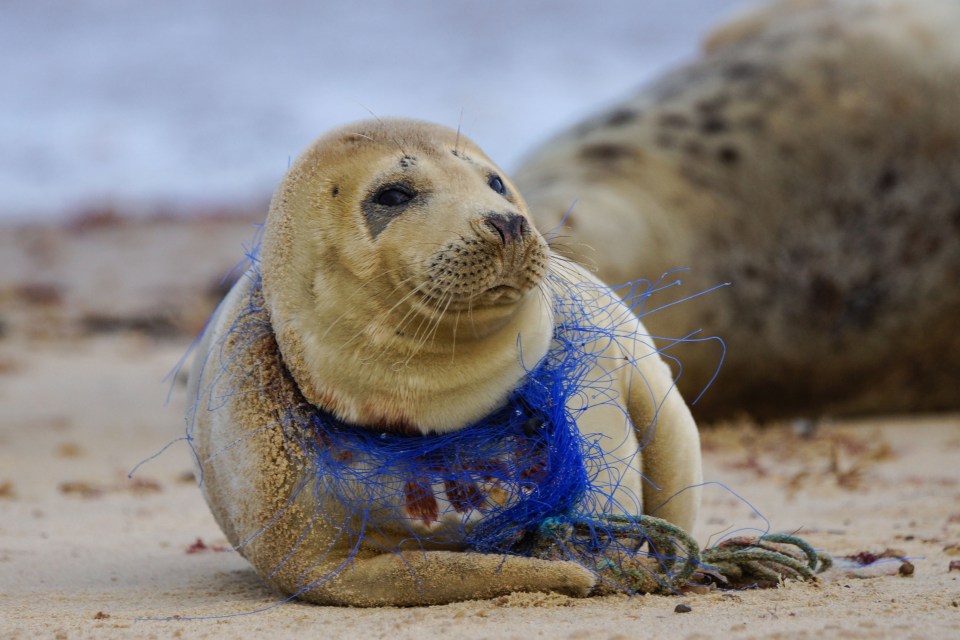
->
483;213;529;245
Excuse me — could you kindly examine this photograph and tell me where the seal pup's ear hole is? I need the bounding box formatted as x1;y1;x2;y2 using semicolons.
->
375;184;416;206
488;175;507;196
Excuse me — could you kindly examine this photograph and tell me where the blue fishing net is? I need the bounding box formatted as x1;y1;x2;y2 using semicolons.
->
185;237;731;598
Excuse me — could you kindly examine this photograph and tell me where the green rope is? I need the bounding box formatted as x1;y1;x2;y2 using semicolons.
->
699;533;833;588
526;515;832;595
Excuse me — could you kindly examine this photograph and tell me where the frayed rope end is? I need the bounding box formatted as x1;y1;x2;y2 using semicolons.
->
524;515;831;595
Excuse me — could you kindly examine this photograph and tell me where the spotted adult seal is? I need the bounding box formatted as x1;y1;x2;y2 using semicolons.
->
515;0;960;421
187;119;701;606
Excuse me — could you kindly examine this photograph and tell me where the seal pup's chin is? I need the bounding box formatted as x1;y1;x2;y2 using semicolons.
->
480;284;524;305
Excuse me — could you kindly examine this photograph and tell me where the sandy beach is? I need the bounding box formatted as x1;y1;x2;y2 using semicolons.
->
1;215;958;639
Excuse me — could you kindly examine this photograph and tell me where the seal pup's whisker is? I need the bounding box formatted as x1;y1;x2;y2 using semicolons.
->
316;266;419;343
355;106;409;158
403;289;455;367
335;274;426;356
454;108;465;157
448;308;462;364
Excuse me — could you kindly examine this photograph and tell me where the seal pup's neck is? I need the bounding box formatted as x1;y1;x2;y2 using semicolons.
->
274;273;554;435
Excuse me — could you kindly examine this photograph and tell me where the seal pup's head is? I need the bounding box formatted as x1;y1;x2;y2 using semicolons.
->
261;118;553;434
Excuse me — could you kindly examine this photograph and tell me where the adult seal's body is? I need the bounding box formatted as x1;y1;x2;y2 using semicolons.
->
515;0;960;421
187;119;701;606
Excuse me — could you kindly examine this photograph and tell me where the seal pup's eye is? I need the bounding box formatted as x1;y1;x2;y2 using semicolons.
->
488;175;507;195
375;185;415;206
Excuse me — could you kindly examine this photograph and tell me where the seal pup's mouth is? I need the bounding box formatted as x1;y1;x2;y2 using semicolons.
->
413;279;525;309
413;237;548;311
477;283;524;305
485;283;521;296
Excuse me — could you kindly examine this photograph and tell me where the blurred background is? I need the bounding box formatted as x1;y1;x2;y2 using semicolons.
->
1;0;747;223
0;0;754;514
3;5;960;633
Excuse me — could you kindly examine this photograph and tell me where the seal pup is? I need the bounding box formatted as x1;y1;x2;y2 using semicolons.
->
187;119;702;606
515;0;960;421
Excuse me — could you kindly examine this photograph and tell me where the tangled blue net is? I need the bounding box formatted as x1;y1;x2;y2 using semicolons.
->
176;234;828;606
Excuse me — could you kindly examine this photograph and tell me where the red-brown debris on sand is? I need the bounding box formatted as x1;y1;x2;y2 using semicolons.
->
845;548;907;565
185;537;228;554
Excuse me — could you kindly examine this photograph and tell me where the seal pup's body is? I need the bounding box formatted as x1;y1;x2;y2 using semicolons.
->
516;0;960;420
188;120;701;606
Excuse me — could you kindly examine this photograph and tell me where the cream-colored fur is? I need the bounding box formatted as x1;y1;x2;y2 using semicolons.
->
187;119;701;606
515;0;960;420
